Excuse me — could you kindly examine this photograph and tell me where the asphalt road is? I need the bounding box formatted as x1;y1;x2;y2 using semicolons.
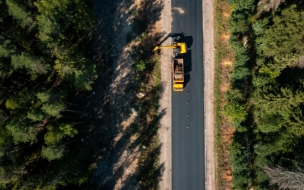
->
171;0;205;189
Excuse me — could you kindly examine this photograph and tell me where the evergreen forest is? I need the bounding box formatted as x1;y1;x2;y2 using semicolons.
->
0;0;99;188
0;0;163;188
225;0;304;189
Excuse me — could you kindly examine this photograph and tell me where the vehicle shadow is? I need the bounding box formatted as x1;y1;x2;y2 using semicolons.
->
174;34;193;49
183;49;192;86
157;32;193;48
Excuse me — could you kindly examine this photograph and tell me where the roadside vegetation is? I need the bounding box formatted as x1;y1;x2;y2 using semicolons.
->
126;1;163;188
0;0;162;189
130;46;161;189
223;0;304;189
214;0;234;189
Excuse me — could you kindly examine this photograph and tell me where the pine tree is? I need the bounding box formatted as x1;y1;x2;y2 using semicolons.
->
6;0;34;28
41;102;65;118
262;4;304;69
5;120;36;144
34;0;70;16
0;36;16;58
41;145;65;161
44;124;77;146
37;14;61;44
26;110;46;122
11;53;49;77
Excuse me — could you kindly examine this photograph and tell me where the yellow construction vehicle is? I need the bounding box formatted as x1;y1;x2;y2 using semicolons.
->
172;57;184;92
154;40;187;92
153;42;187;56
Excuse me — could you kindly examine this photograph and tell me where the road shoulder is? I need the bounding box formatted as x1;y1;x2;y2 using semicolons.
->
203;0;216;189
158;0;172;189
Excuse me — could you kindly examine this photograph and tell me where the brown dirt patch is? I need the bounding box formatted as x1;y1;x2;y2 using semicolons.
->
221;59;232;68
222;11;230;18
220;82;230;93
220;119;234;189
221;33;230;41
221;2;231;19
221;120;235;145
222;170;233;181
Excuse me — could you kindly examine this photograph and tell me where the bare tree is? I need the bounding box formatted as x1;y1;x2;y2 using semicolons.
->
292;56;304;69
264;165;304;190
258;0;285;14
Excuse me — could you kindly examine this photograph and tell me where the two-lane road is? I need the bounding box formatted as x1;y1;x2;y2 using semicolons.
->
172;0;205;189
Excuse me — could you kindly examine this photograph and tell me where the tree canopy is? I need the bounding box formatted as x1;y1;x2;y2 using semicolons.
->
226;1;304;189
0;0;98;188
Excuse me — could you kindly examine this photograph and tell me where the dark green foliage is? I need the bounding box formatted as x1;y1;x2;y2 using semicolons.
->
11;53;49;76
37;14;61;44
231;67;250;81
252;19;268;36
6;119;37;144
41;145;65;161
41;102;65;118
134;60;146;71
223;103;247;129
228;0;255;35
261;5;304;59
6;0;34;28
0;0;97;188
26;110;46;122
225;1;256;188
229;137;251;188
227;1;304;189
0;36;16;58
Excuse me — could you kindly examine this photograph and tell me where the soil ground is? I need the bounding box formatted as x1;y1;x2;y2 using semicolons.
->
91;0;144;189
158;0;172;189
91;0;163;189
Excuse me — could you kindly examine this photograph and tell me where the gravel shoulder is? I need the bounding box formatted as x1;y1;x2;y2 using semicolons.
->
158;0;172;189
203;0;216;189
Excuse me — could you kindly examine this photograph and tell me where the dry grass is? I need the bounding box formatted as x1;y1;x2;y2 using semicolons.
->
222;11;230;18
220;33;230;41
221;59;232;68
214;0;234;189
220;82;230;93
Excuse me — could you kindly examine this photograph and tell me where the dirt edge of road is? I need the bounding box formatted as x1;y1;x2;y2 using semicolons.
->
158;0;172;189
203;0;216;190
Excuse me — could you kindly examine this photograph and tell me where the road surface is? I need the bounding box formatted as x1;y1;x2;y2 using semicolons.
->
172;0;205;189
